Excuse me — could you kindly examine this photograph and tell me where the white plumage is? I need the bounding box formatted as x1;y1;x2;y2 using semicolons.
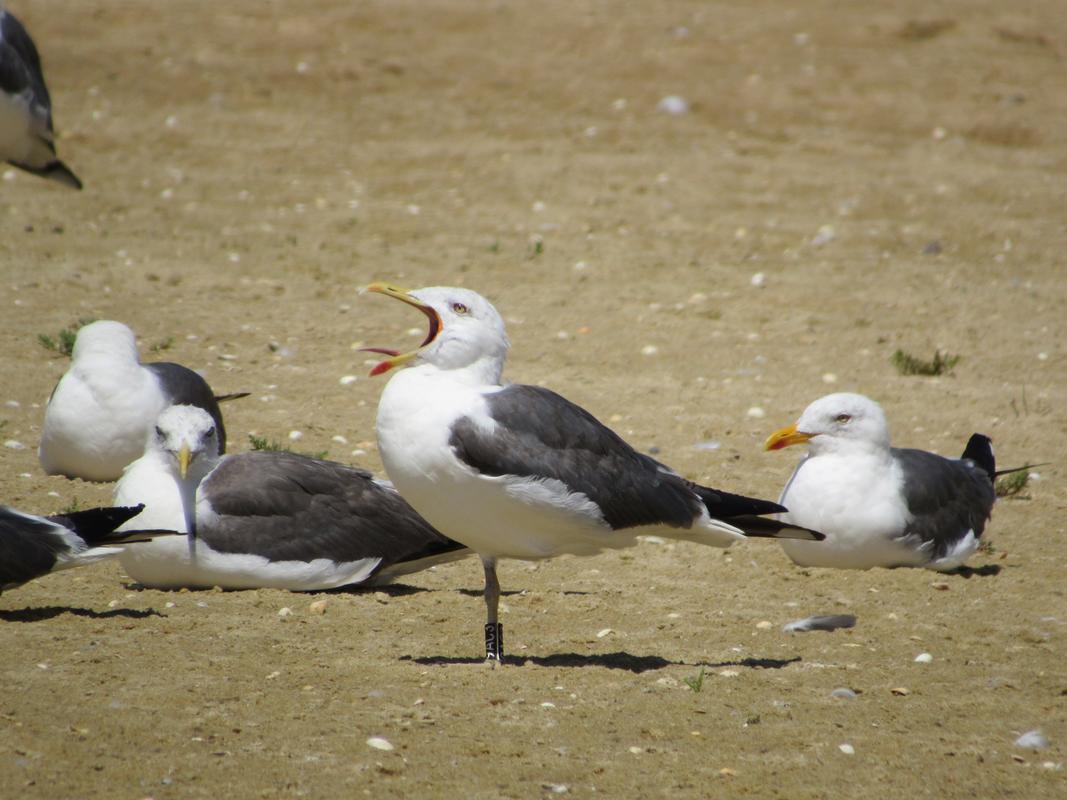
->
765;392;997;571
365;283;822;660
39;320;229;482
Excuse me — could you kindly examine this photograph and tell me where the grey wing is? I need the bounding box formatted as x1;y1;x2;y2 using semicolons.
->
199;451;464;568
145;362;229;453
893;448;996;559
449;384;705;531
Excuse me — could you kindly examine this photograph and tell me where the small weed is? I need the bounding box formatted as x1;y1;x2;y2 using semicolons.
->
248;434;327;460
890;349;960;376
149;336;175;353
995;470;1030;498
37;317;96;357
977;538;996;556
487;240;500;253
61;498;82;514
683;667;706;693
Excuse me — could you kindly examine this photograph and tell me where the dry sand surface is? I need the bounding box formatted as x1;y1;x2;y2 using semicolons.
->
1;1;1065;797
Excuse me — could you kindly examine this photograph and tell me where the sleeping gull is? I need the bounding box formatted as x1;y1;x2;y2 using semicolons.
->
1;503;176;593
112;404;469;590
39;320;240;482
363;283;824;661
0;7;81;188
764;392;1000;570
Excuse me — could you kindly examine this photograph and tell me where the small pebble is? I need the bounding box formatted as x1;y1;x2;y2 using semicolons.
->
641;345;659;356
288;430;303;441
656;95;690;115
1015;730;1050;749
811;224;836;246
914;652;933;663
822;373;837;384
596;628;613;638
542;783;569;795
750;272;765;288
366;737;395;752
628;746;644;755
309;600;328;615
839;744;855;755
746;406;766;419
331;435;348;445
3;440;26;450
755;620;772;630
890;687;910;696
339;375;358;386
830;687;857;699
930;582;950;591
540;702;556;709
277;607;293;618
693;440;721;451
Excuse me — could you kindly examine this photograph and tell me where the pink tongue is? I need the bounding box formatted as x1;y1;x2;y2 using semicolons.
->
359;346;400;356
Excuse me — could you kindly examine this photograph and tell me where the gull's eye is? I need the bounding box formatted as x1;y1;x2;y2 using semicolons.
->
835;413;852;424
206;427;217;439
451;302;470;315
155;426;165;439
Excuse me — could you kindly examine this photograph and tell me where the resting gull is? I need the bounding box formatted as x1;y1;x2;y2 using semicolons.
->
764;392;1001;571
112;404;469;590
0;7;81;188
39;320;240;482
1;503;176;593
363;283;824;661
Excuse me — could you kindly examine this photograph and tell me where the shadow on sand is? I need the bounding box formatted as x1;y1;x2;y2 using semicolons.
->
0;605;165;623
402;651;802;673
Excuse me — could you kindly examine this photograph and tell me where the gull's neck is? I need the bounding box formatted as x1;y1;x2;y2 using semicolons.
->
413;354;505;388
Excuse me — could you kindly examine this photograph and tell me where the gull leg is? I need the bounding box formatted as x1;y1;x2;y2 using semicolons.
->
482;556;503;663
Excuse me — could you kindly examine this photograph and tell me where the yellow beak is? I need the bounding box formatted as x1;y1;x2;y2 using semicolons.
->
361;282;442;376
178;443;191;479
764;423;815;451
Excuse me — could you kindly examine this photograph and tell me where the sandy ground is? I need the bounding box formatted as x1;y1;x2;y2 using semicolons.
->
1;1;1065;797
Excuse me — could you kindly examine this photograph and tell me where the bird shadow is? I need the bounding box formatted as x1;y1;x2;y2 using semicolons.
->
320;582;430;597
401;651;801;673
945;564;1002;579
456;588;591;598
0;606;165;623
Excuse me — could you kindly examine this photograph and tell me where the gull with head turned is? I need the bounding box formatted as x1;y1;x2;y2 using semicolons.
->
363;283;824;662
765;392;1002;571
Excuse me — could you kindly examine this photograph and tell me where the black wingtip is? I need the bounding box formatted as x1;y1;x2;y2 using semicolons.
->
10;159;83;189
692;484;786;517
47;504;146;542
729;514;826;541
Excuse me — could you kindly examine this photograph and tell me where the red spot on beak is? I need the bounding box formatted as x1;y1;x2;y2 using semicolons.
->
369;361;394;377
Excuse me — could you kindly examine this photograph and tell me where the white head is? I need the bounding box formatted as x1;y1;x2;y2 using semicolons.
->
362;284;510;384
765;392;891;455
148;404;222;480
70;320;140;364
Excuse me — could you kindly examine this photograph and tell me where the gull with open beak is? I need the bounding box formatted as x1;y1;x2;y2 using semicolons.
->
363;283;824;662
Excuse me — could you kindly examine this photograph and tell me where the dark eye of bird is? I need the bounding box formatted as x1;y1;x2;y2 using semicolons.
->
836;414;852;424
155;426;164;439
452;302;469;315
207;427;217;439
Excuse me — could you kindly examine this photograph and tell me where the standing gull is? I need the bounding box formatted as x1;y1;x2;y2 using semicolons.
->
764;392;1000;570
1;503;176;593
113;405;469;590
363;283;824;661
0;7;81;188
39;320;239;482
